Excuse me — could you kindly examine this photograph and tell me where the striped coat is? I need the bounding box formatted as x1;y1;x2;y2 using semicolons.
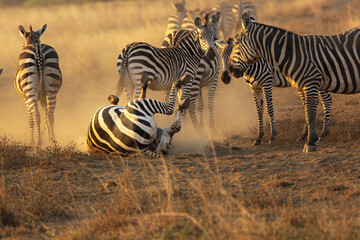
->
87;75;190;156
15;24;62;148
230;12;360;152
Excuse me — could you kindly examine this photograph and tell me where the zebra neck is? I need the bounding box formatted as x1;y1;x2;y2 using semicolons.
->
176;30;205;60
249;23;297;78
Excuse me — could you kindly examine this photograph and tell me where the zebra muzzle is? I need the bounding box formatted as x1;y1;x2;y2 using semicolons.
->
221;70;232;84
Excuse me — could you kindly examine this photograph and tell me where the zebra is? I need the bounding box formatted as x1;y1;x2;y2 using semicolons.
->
87;74;191;157
15;24;62;148
162;29;232;131
165;0;187;37
115;11;221;105
228;11;360;152
226;56;332;145
234;2;258;33
215;2;238;40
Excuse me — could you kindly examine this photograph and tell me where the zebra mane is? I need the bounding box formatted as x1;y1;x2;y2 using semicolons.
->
251;21;298;37
174;28;198;47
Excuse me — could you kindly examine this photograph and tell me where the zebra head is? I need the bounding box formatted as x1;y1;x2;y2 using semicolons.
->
171;0;186;14
18;24;47;47
194;11;221;61
228;11;259;78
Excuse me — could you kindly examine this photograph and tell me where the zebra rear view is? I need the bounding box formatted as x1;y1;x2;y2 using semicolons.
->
15;24;62;148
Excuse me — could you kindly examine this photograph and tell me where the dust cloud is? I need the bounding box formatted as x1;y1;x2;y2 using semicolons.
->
0;0;258;153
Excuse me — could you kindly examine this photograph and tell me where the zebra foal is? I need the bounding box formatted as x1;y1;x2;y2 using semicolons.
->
229;12;360;152
15;24;62;148
87;74;191;157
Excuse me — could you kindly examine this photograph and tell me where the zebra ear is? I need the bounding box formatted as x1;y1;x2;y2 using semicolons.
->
18;25;27;38
194;16;204;28
211;11;221;25
242;12;251;32
38;24;47;36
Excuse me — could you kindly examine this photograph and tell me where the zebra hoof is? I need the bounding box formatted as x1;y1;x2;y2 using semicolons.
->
253;140;261;146
268;139;275;145
303;144;316;153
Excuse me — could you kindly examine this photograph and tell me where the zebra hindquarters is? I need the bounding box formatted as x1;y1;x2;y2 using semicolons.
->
42;47;62;144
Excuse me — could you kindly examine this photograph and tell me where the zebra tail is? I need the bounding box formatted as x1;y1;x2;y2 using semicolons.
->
36;44;46;107
116;50;128;98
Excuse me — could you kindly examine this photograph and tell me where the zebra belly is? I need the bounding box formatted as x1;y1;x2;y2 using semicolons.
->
87;105;157;154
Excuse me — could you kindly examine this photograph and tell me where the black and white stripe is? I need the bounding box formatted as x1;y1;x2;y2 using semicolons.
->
214;2;238;40
229;58;332;145
116;12;221;104
162;28;229;130
165;0;188;37
229;12;360;152
87;77;189;156
15;24;62;148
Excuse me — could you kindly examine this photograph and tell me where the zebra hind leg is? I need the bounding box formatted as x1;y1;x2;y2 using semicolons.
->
303;88;319;153
262;85;277;144
319;91;331;141
297;90;309;142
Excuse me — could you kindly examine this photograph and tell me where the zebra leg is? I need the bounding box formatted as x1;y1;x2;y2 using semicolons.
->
297;90;308;142
303;87;319;152
187;76;201;128
262;84;277;144
44;95;57;144
27;99;42;148
25;102;35;146
319;91;331;141
251;87;265;146
197;88;204;127
207;76;218;132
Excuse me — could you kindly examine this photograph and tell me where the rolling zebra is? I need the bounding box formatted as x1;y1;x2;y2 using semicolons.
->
229;11;360;152
165;0;187;37
115;12;221;104
162;29;231;131
15;24;62;148
87;74;191;156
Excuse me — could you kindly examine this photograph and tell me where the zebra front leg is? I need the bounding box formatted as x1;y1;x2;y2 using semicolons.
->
319;91;331;141
262;84;277;144
197;88;204;127
187;77;201;129
303;87;319;152
207;77;218;133
297;90;308;142
251;87;265;145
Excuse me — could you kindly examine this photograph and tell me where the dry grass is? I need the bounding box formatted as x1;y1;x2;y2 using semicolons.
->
0;0;360;239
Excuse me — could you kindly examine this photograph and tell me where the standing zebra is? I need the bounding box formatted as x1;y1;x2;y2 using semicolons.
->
162;27;232;132
87;74;191;156
15;24;62;148
115;12;221;104
165;0;187;37
216;2;238;40
229;12;360;152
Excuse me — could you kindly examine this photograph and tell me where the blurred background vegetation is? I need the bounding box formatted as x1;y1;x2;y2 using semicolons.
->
0;0;113;7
